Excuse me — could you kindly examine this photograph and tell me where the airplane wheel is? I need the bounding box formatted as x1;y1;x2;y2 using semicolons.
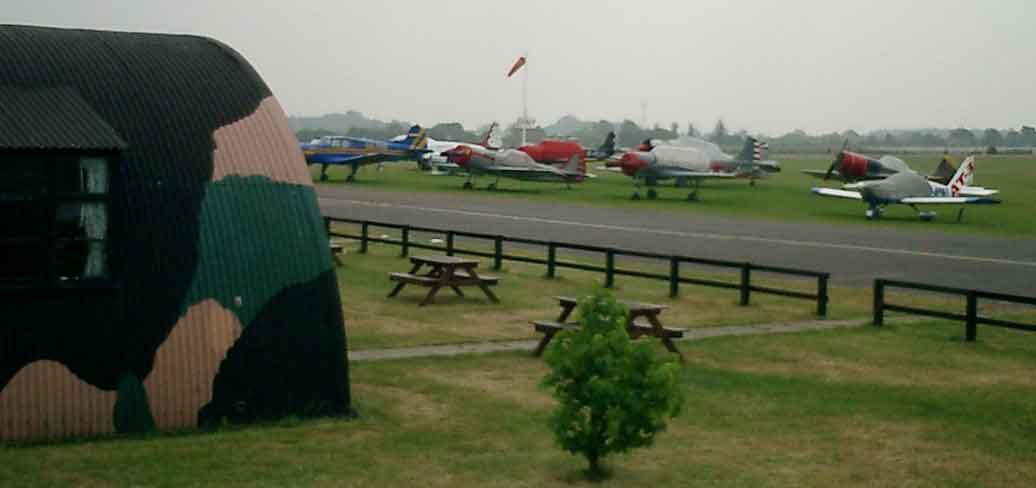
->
345;175;355;183
487;183;497;191
687;192;698;202
632;192;641;201
462;181;473;190
320;173;329;182
749;180;756;187
919;212;936;222
646;189;658;200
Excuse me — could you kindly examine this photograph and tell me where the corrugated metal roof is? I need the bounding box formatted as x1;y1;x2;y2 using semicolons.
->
0;85;126;150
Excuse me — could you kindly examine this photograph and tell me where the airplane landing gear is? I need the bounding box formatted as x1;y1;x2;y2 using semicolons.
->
632;192;642;200
686;191;698;201
919;212;937;222
345;164;358;183
462;180;473;190
865;205;884;220
749;179;757;187
956;207;966;223
319;164;330;182
487;182;498;191
646;189;658;200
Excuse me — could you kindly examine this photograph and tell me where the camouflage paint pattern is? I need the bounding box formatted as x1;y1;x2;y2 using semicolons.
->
0;25;350;441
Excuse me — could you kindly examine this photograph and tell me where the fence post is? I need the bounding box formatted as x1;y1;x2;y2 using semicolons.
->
547;243;556;279
605;250;615;288
446;231;454;256
873;280;884;327
817;274;829;317
400;226;410;257
669;257;679;298
493;236;503;270
966;291;978;342
739;264;751;306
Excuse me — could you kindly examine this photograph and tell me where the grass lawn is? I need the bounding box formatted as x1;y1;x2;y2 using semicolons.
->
332;240;1030;350
314;154;1036;238
4;321;1034;486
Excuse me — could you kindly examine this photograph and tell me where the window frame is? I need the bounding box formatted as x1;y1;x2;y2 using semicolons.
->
0;149;118;291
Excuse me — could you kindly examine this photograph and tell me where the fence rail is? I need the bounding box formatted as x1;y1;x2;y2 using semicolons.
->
873;279;1036;341
325;217;830;316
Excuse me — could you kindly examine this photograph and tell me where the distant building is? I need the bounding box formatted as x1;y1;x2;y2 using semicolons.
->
0;25;350;441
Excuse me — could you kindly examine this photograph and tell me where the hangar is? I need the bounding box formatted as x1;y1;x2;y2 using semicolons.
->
0;25;350;440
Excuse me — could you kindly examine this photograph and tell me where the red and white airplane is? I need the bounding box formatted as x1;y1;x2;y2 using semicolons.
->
440;143;586;190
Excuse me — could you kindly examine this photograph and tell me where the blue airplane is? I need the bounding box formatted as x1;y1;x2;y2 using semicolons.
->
300;125;431;182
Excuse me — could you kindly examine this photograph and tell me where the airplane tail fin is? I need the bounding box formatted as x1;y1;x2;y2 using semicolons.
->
597;131;616;157
401;125;428;150
479;122;501;149
562;154;585;176
737;137;768;162
947;156;976;196
928;154;957;184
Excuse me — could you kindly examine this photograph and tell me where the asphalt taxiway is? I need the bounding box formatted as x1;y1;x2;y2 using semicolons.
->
317;186;1036;296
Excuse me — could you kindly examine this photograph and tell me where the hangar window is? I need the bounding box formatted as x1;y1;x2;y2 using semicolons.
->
0;153;112;288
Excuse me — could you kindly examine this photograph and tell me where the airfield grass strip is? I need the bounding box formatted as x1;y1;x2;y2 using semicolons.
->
329;232;1030;350
4;322;1034;487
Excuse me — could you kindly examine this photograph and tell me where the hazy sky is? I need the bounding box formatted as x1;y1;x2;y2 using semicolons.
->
4;0;1034;135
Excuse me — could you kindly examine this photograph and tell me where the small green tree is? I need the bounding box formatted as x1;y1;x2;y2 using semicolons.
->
542;289;684;477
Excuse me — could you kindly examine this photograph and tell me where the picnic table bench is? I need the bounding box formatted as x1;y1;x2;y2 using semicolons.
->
533;296;685;360
387;255;499;306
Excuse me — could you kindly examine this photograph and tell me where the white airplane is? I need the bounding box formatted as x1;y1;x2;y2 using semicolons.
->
398;123;503;173
811;156;1000;221
607;137;777;200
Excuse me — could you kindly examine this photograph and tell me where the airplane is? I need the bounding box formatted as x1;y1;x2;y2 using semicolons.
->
440;143;586;190
301;125;431;182
811;156;1000;221
587;131;617;160
411;123;503;172
607;137;779;200
803;143;957;183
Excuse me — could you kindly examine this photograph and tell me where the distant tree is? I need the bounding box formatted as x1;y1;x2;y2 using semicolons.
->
428;122;477;143
883;133;897;147
947;128;977;148
686;123;699;138
1021;126;1036;146
1005;129;1023;147
709;119;728;144
295;128;342;142
670;122;679;136
616;119;645;148
982;128;1003;149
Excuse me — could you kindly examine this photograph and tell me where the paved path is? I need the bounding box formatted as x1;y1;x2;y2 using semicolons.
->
318;186;1036;296
350;318;873;361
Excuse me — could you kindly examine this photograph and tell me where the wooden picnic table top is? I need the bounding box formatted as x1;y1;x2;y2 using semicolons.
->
555;296;666;314
410;255;480;266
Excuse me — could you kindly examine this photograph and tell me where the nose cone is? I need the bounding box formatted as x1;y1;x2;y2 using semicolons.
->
443;145;473;167
620;151;650;177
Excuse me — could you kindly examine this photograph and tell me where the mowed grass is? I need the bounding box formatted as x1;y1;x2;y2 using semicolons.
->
4;322;1034;487
313;154;1036;238
333;239;1033;350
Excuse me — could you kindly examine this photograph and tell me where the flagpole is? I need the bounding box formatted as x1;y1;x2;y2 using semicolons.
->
521;53;528;146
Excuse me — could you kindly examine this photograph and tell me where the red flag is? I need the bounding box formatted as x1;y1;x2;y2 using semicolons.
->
506;56;526;78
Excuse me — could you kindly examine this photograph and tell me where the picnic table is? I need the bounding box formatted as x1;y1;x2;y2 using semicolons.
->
387;255;499;306
533;296;685;360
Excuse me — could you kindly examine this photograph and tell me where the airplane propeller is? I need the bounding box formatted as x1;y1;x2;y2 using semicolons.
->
824;139;850;180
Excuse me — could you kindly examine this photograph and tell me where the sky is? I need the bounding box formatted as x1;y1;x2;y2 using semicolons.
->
4;0;1034;135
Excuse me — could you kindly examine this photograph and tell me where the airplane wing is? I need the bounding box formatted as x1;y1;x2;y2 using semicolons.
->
899;196;1001;205
958;186;998;197
811;187;863;200
659;170;738;179
802;169;843;180
306;153;380;165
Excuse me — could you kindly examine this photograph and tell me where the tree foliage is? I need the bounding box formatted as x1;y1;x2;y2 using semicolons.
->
542;289;684;477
